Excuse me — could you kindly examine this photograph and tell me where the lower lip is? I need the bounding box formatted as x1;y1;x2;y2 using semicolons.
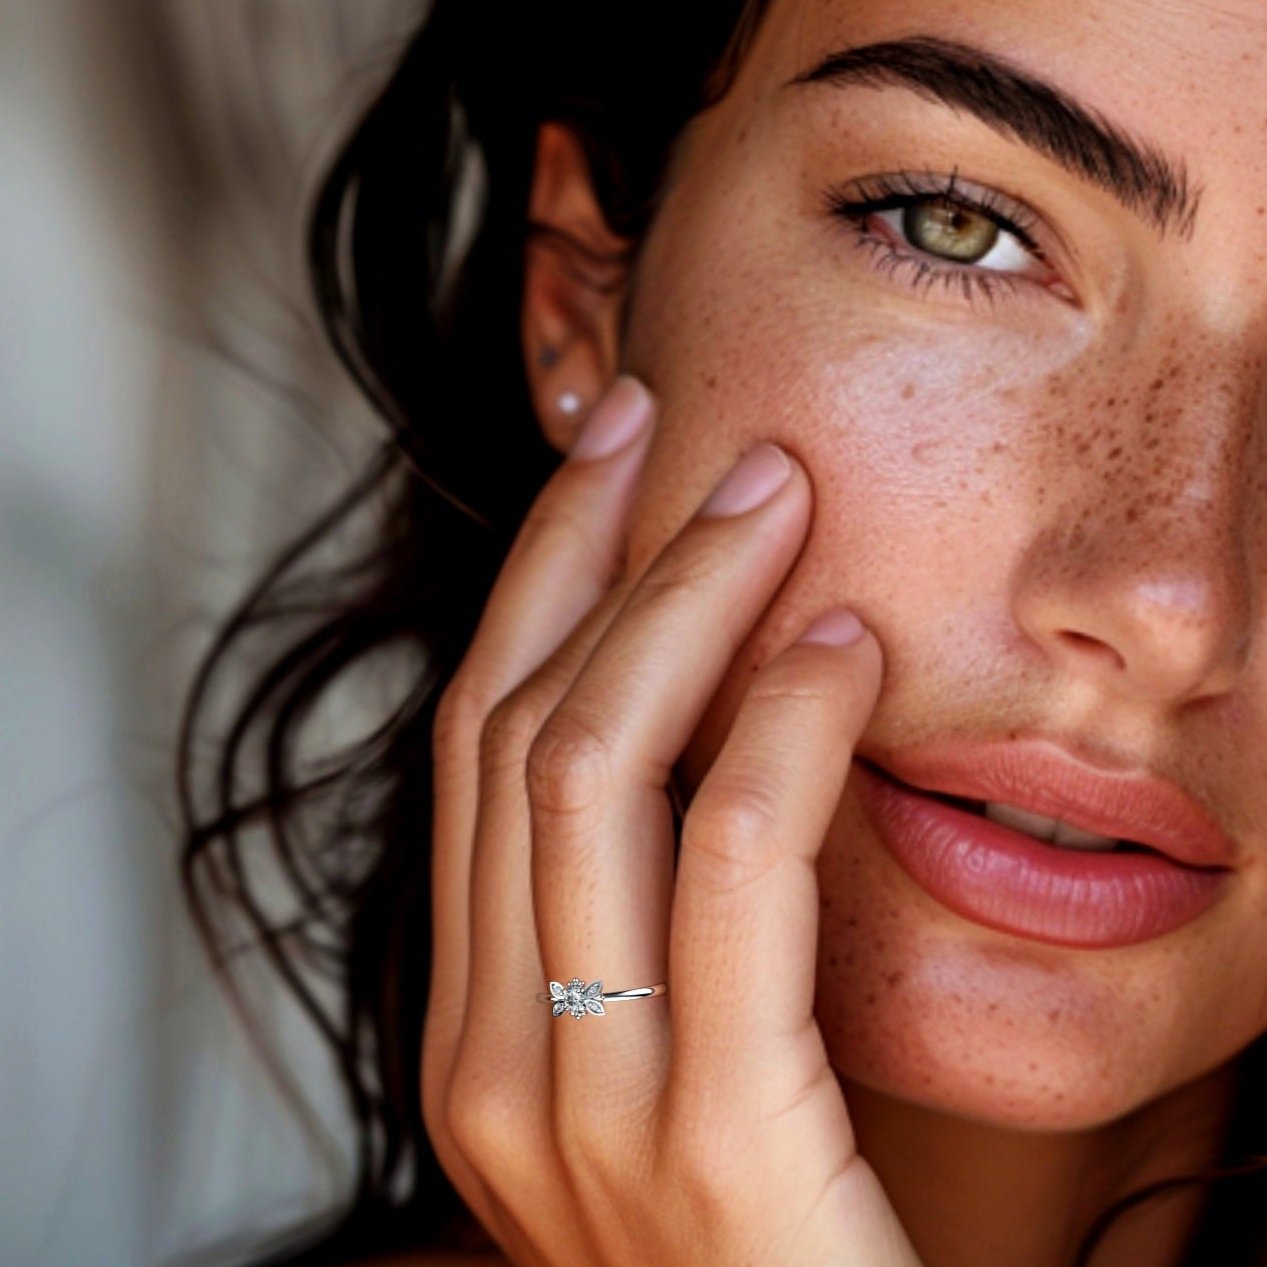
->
853;762;1229;949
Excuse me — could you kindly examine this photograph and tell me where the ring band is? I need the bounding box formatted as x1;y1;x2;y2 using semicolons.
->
538;978;669;1019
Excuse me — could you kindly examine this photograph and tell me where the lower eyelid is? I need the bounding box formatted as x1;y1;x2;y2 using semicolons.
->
851;233;1022;303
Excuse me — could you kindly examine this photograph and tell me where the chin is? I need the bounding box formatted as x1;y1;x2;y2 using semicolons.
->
819;993;1153;1134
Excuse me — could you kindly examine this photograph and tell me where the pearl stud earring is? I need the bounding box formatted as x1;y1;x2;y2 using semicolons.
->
557;391;583;417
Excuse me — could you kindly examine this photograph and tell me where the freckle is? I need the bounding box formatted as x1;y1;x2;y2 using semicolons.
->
901;382;915;400
846;918;858;928
985;1075;996;1086
1105;396;1117;408
1047;1009;1062;1023
866;993;877;1005
1028;1062;1039;1072
705;374;718;390
1107;446;1123;460
1125;506;1139;523
873;939;887;952
987;1002;998;1014
886;972;904;987
829;956;839;967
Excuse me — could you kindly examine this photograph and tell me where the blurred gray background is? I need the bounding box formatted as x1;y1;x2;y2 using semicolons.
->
1;2;427;1263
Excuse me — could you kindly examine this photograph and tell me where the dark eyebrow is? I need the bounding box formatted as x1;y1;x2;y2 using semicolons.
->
791;36;1202;240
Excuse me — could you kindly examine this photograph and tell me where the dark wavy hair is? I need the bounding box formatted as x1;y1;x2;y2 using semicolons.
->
177;2;1267;1263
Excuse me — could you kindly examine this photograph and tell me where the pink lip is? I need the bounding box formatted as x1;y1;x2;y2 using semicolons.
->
852;742;1235;950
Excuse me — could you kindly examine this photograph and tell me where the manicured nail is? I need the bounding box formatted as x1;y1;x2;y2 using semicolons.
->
568;376;653;462
699;444;792;518
798;608;867;648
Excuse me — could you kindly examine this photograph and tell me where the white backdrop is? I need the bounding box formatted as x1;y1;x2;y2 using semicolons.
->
1;3;426;1263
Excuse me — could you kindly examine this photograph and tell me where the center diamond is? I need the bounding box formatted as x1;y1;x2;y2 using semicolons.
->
550;978;606;1019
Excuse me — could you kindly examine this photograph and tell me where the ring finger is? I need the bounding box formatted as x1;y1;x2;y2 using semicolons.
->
529;444;811;1105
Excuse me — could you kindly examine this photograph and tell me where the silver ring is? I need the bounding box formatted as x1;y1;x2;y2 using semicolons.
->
537;978;669;1019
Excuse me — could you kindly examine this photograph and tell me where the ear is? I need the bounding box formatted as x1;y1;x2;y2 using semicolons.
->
522;122;633;454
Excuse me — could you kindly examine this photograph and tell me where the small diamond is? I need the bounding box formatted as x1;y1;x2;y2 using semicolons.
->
548;978;606;1019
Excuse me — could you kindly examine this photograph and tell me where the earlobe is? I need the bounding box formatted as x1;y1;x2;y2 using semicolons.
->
522;122;632;453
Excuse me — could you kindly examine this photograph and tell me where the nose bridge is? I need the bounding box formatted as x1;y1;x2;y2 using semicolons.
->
1011;339;1266;705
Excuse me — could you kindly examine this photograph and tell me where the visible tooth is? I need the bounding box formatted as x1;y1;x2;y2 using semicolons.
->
1051;821;1120;851
984;802;1059;841
984;801;1120;852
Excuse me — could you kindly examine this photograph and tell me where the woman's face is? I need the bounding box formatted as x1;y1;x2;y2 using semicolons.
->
617;0;1267;1131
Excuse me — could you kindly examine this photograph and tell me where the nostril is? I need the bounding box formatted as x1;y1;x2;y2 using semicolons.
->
1057;629;1128;672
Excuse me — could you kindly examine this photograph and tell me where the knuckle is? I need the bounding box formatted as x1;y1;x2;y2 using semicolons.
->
681;784;784;889
526;710;615;820
554;1110;618;1183
555;1098;652;1196
634;546;717;611
656;1118;743;1212
445;1068;530;1169
479;686;553;779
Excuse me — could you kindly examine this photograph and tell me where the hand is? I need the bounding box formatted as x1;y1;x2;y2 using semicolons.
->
422;376;925;1266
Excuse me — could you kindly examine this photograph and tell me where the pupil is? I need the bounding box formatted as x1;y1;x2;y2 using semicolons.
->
904;199;999;263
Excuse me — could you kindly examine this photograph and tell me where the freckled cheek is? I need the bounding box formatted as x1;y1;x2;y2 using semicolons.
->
622;279;1060;644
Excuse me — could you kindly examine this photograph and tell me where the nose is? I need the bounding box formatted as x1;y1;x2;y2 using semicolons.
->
1010;364;1263;707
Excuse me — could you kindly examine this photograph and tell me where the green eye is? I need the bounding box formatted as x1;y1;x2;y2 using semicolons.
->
903;198;1000;263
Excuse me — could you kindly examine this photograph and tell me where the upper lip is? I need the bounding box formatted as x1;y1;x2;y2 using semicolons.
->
861;739;1237;870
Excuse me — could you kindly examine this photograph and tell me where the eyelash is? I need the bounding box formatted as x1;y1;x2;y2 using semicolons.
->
823;170;1058;307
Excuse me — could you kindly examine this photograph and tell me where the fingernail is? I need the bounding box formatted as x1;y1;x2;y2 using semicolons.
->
798;608;866;648
699;444;792;518
568;376;653;462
